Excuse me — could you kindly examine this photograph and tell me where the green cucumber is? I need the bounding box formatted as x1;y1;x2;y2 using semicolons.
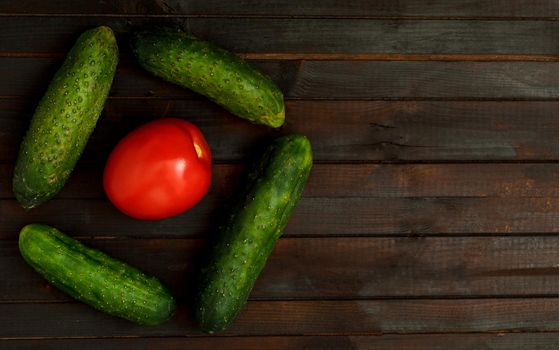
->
19;224;176;326
195;134;312;333
131;28;285;128
13;26;118;209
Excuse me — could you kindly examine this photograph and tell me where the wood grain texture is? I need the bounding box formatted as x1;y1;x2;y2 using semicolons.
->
2;0;559;347
5;333;559;350
2;0;559;18
4;99;559;162
5;162;559;200
4;58;559;100
6;237;559;301
4;17;559;54
7;196;559;238
3;298;559;337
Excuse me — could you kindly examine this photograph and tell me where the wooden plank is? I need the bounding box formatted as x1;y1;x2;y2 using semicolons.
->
3;58;559;100
259;60;559;100
186;19;559;56
92;100;559;162
5;162;559;200
3;298;559;337
6;196;559;238
4;18;559;55
2;0;559;18
5;333;559;350
0;337;358;350
0;57;284;98
4;100;559;162
5;161;559;200
7;237;559;301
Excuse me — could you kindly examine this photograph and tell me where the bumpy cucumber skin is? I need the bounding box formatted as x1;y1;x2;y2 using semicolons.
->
195;134;312;333
19;224;176;326
131;28;285;128
13;26;118;209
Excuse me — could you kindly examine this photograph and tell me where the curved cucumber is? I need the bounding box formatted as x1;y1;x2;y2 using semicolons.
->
19;224;176;326
13;26;118;209
131;28;285;128
195;134;312;333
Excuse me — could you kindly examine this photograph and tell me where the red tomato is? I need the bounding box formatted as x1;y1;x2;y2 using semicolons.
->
103;118;212;220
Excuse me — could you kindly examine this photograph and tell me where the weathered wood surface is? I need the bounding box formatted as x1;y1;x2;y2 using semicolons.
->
2;334;559;350
3;59;559;100
4;18;559;55
4;237;559;302
3;298;559;337
2;0;559;18
5;162;559;199
2;0;558;348
8;196;559;238
4;334;559;350
4;99;559;162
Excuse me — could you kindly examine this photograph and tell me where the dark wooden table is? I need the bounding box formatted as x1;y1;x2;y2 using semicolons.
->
3;1;559;349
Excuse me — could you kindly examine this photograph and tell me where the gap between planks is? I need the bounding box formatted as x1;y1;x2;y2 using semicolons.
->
8;159;559;166
2;52;559;61
6;96;559;102
7;233;559;240
2;13;559;21
0;330;557;341
9;294;559;304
